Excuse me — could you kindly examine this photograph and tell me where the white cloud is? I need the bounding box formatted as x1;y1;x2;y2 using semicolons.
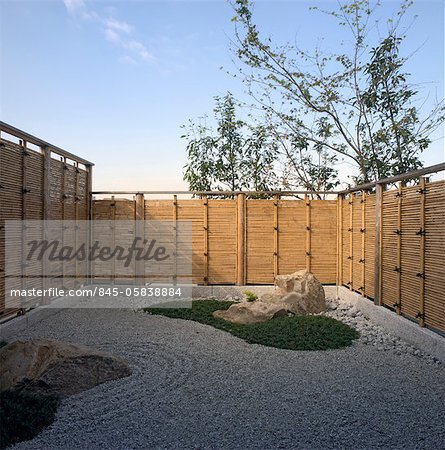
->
63;0;85;15
104;28;121;44
124;40;153;61
62;0;153;64
104;18;132;34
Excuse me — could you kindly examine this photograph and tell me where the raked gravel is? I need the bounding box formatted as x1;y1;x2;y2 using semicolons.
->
3;296;445;450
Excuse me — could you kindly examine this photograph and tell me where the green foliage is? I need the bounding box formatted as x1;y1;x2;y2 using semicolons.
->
243;290;258;302
359;34;443;181
0;390;60;448
182;92;279;193
146;300;359;351
230;0;445;185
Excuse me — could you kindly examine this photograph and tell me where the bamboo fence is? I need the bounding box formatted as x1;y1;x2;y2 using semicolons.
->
338;176;445;334
0;122;93;316
0;122;444;333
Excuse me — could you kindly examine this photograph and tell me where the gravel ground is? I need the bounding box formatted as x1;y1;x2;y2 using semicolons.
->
4;297;445;450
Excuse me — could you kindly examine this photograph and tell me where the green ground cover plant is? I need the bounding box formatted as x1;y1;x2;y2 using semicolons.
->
146;300;358;351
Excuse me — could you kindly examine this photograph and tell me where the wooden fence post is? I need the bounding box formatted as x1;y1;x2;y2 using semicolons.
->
374;183;383;305
135;193;144;284
338;194;343;286
360;191;366;295
20;140;28;311
396;182;403;314
418;177;426;327
172;195;178;285
74;162;79;287
237;193;246;286
273;195;279;279
111;195;116;284
349;193;353;290
42;146;51;302
203;196;209;285
305;194;311;272
86;164;93;284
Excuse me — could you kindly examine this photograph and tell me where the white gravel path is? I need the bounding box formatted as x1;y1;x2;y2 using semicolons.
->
3;297;445;450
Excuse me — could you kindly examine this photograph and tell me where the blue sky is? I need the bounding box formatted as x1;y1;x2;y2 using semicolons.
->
1;0;444;191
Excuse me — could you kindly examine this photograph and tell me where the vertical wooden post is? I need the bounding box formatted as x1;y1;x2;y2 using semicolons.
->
305;194;311;272
338;194;343;286
74;162;79;287
86;165;93;283
20;140;28;311
203;196;209;285
237;193;246;285
273;194;279;279
396;182;403;314
61;157;67;288
135;193;144;284
42;146;51;302
42;147;51;220
336;195;339;286
349;193;353;290
361;191;366;295
374;183;383;305
173;195;178;285
86;165;93;219
111;195;116;284
419;177;426;327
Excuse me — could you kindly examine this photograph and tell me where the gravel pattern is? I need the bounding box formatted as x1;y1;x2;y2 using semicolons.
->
322;296;443;366
4;303;445;450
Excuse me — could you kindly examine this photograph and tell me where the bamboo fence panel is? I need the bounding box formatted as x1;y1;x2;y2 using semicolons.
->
341;196;350;288
91;197;338;285
277;201;306;278
424;180;445;332
0;137;90;316
145;199;206;284
207;200;237;284
245;200;275;284
399;183;422;321
352;194;362;292
339;179;445;332
310;200;337;284
381;188;399;311
364;192;376;298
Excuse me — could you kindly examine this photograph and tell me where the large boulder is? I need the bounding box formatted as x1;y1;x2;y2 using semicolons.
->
0;339;132;398
264;269;326;315
213;302;287;325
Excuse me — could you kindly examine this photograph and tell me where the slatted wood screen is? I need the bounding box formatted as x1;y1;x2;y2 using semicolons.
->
91;197;338;286
0;136;91;317
1;125;443;333
340;179;445;333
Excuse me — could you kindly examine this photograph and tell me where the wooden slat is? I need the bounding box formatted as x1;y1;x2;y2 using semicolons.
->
305;194;311;272
349;193;353;290
419;177;426;327
375;184;383;305
273;195;279;278
203;196;209;285
361;191;366;295
237;194;246;285
396;182;402;314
